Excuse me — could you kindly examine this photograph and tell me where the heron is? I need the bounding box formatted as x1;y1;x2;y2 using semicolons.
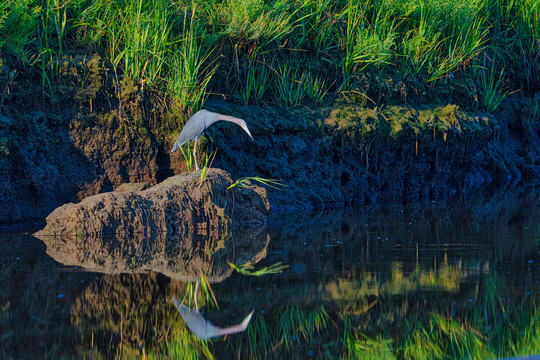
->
171;109;254;171
172;297;254;340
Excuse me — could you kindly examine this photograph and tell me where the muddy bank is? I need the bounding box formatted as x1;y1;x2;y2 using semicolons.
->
209;101;500;209
2;72;540;224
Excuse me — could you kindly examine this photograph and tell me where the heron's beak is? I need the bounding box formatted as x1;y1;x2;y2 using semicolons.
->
243;125;254;141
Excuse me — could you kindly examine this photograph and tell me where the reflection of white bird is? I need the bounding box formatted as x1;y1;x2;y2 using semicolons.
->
172;297;254;341
171;110;254;171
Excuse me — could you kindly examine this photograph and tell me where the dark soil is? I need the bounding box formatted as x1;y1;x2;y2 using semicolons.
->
1;56;540;226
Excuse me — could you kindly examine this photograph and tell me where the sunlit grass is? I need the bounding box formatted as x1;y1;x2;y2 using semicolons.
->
0;0;535;114
241;61;271;105
177;140;194;172
198;149;217;186
479;62;513;112
166;9;217;114
227;177;285;190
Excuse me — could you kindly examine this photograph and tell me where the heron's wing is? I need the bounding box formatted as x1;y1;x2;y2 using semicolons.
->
171;111;209;152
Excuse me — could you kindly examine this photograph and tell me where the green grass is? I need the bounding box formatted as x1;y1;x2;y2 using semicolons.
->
199;149;217;186
0;0;537;123
241;61;271;105
166;9;217;113
82;265;536;359
479;62;513;112
227;177;285;190
177;140;194;172
149;328;214;360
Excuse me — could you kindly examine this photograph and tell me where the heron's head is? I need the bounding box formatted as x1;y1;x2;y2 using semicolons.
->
239;120;254;141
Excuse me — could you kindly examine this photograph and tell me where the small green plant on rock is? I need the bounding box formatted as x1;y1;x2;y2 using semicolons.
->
227;176;285;190
177;140;194;172
199;149;217;187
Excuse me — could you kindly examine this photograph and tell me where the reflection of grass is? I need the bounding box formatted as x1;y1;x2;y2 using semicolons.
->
345;332;395;360
245;305;330;357
346;275;539;360
179;275;218;311
228;262;288;276
398;313;491;359
149;328;214;360
242;301;539;359
278;305;329;349
344;301;539;359
215;275;538;359
321;262;463;301
73;264;537;359
69;274;185;359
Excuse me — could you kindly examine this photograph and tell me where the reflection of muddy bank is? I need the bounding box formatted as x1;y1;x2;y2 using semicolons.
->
41;227;269;282
0;229;268;359
232;186;540;312
0;232;96;358
269;183;540;262
35;169;268;238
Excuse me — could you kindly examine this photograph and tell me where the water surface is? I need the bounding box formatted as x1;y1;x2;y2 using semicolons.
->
1;187;539;359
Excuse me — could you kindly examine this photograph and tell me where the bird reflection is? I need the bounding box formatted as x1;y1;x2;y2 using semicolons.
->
172;297;254;341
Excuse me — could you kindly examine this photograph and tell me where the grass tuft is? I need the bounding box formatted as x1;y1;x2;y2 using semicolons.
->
0;0;536;124
227;177;285;190
228;262;289;276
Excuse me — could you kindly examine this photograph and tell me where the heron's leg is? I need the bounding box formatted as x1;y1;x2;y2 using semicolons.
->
193;138;200;171
194;281;199;311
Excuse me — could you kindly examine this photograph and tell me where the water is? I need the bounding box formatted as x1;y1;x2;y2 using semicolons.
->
1;188;539;359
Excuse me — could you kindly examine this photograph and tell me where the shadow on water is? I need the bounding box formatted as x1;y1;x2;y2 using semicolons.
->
0;184;539;358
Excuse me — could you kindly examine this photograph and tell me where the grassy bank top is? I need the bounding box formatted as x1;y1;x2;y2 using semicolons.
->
0;0;538;122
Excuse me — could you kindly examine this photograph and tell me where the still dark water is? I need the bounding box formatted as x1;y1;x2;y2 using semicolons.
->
1;186;539;359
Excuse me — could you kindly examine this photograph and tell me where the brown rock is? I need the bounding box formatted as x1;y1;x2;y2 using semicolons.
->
35;168;269;238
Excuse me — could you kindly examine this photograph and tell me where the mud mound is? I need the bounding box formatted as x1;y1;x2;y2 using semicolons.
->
35;168;269;238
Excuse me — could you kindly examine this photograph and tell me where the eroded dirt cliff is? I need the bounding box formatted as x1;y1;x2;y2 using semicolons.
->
2;60;540;224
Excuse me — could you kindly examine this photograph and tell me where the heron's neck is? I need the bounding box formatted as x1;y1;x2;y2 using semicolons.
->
214;114;243;125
